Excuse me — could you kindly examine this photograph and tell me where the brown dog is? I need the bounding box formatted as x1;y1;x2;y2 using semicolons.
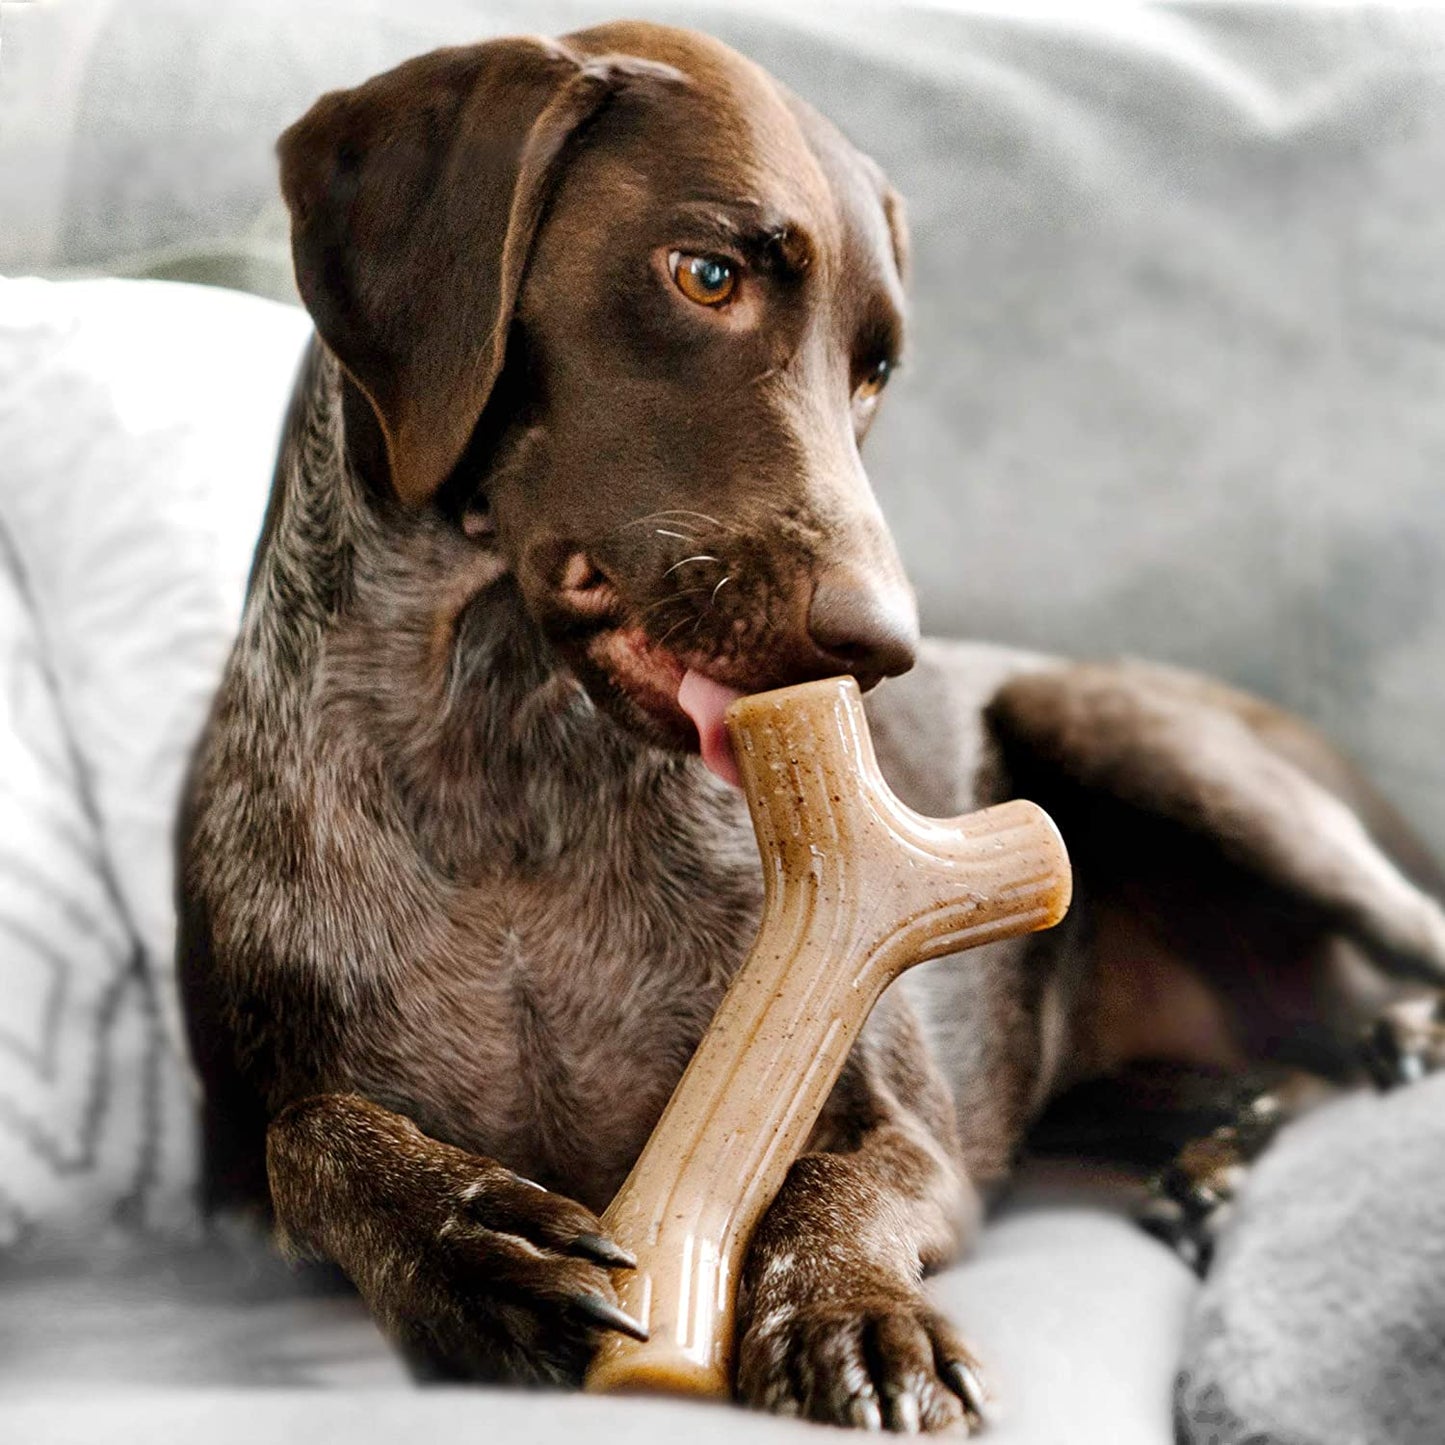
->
179;21;1445;1433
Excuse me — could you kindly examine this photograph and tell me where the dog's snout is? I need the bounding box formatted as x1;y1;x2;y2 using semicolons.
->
807;566;919;679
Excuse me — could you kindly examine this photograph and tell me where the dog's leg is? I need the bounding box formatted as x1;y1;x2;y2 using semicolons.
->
1141;1000;1445;1274
1132;1069;1331;1275
989;661;1445;989
266;1093;642;1384
990;662;1445;1273
735;1000;989;1435
737;1123;986;1433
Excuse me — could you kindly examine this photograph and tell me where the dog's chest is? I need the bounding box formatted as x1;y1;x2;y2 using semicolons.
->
367;820;764;1211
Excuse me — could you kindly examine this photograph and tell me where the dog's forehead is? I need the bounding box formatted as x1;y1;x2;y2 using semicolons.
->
568;23;844;235
560;21;905;317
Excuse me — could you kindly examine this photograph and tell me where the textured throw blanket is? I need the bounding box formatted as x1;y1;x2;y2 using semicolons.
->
0;276;309;1249
1177;1073;1445;1445
0;529;177;1247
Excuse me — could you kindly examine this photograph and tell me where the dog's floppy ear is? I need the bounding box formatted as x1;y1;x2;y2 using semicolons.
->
279;39;674;507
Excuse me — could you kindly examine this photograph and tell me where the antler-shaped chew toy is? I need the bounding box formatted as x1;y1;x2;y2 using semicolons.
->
586;676;1072;1397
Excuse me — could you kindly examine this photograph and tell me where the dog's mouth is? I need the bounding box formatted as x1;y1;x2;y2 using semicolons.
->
532;542;893;788
533;549;766;787
581;624;746;787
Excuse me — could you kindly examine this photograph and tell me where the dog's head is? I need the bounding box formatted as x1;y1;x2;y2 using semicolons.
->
279;22;917;780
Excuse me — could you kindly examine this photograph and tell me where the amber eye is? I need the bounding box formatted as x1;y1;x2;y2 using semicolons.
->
670;251;738;307
855;358;894;402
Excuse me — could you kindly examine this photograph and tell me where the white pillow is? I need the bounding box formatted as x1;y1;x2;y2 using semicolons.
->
0;276;312;1244
0;540;192;1246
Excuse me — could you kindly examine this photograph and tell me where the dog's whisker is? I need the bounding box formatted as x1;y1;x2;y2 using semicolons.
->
614;508;740;539
618;510;683;528
609;518;694;546
637;596;682;622
658;615;693;647
637;585;711;622
654;508;739;534
616;511;695;534
690;574;734;640
634;508;721;525
670;515;741;540
654;529;694;542
663;555;721;578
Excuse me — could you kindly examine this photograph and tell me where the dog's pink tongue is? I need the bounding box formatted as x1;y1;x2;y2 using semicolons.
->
678;669;745;788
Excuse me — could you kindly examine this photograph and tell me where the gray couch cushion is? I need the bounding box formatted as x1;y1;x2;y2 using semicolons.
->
0;1187;1195;1443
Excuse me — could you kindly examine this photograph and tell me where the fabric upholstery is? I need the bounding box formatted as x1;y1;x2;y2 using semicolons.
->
1177;1073;1445;1445
0;1176;1195;1444
0;527;181;1246
0;277;312;1247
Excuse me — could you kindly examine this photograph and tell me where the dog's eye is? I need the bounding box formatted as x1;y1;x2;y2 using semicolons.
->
855;358;894;402
671;252;737;308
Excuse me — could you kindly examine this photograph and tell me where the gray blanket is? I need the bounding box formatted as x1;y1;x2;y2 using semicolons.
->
1178;1073;1445;1445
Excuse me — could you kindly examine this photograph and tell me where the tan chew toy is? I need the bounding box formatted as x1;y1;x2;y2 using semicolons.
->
585;676;1072;1398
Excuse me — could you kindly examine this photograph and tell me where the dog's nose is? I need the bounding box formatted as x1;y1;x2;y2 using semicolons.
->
807;567;919;678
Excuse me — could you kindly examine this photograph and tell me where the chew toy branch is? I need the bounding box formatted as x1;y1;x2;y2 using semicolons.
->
586;676;1072;1397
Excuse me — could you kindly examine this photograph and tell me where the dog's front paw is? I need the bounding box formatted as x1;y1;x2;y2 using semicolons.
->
267;1096;641;1386
737;1275;988;1434
405;1166;644;1383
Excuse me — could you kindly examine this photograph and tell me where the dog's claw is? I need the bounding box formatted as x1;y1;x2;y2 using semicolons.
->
944;1359;989;1424
572;1291;649;1342
1361;1017;1411;1090
570;1231;637;1270
848;1393;885;1431
1361;995;1445;1091
1232;1092;1284;1151
886;1388;921;1434
1137;1194;1212;1276
738;1282;981;1433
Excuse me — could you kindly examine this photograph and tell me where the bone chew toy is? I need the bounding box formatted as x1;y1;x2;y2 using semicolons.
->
585;676;1072;1398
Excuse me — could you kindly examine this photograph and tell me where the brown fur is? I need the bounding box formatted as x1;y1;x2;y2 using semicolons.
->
179;22;1445;1433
